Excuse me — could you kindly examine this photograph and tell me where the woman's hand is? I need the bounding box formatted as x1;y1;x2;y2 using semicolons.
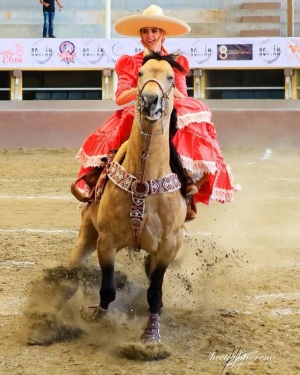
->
173;87;185;99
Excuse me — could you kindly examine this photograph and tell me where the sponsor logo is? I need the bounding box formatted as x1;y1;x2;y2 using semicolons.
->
259;39;282;64
82;39;105;64
31;40;54;64
106;41;124;63
0;43;23;64
217;44;253;60
285;40;300;63
58;41;77;64
190;39;213;64
112;42;124;56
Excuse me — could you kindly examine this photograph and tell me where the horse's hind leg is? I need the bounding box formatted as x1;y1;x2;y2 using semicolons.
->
70;204;98;266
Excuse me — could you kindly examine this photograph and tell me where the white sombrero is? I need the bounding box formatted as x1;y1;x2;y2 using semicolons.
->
114;5;191;37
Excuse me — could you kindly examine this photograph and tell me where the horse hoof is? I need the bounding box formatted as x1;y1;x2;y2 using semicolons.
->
140;331;161;344
79;305;107;322
120;342;171;361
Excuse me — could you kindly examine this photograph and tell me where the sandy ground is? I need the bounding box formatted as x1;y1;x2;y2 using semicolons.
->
0;147;299;375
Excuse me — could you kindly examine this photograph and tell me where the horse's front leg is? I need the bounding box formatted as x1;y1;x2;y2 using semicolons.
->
95;242;117;316
142;264;167;343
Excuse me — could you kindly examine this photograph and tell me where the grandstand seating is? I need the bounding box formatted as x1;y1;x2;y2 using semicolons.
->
238;90;254;99
68;91;84;100
254;90;270;99
0;1;299;100
84;91;101;100
0;0;300;38
270;90;285;99
222;90;238;99
52;92;68;100
36;92;51;100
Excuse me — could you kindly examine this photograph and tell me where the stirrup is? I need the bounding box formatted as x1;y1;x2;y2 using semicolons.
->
70;167;104;202
70;184;95;203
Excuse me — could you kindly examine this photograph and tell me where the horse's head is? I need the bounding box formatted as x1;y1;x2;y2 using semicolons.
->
136;53;185;134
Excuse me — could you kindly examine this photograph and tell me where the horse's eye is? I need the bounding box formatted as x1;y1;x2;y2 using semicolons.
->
167;76;173;80
138;72;143;77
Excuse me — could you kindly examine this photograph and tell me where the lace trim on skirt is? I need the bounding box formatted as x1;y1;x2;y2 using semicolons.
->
177;111;212;129
210;187;234;203
180;155;217;177
76;148;108;169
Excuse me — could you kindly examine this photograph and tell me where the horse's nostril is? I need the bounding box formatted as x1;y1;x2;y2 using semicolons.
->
142;95;149;106
142;94;158;109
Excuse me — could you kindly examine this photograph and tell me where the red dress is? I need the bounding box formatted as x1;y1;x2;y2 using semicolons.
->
76;52;239;204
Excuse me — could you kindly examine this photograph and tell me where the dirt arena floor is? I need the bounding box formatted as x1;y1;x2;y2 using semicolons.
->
0;147;299;375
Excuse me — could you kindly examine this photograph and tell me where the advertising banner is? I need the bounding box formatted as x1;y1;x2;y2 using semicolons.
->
0;38;300;69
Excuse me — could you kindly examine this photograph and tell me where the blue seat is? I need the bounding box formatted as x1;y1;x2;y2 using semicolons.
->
254;90;270;99
222;90;238;99
84;91;101;100
68;91;84;100
36;92;51;100
270;90;285;99
52;92;67;100
238;90;254;99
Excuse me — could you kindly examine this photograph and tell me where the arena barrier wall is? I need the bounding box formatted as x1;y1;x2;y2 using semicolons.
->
0;100;299;150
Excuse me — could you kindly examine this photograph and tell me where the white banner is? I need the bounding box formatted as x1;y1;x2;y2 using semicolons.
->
0;38;300;69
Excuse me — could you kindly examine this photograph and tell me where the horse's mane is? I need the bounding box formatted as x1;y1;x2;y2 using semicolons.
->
142;51;187;73
169;108;189;197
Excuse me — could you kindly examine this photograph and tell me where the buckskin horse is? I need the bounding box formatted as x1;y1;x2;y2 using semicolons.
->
69;53;188;347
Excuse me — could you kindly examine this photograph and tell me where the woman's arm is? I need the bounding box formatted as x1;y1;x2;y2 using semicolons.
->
115;55;139;106
115;87;138;106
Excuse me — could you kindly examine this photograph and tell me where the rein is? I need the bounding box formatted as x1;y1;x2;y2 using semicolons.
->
110;76;180;251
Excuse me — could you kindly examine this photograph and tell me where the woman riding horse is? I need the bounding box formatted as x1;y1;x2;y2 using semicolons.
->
72;5;238;220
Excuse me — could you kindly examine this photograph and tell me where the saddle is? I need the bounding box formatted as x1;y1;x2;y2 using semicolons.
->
70;144;127;203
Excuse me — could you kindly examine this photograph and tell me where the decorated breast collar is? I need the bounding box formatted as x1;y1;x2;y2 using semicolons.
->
107;160;181;251
107;160;181;196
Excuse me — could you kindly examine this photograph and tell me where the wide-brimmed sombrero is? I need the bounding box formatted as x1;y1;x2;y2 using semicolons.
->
114;5;191;37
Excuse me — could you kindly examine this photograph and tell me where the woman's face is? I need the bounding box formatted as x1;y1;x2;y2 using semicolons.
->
140;27;165;51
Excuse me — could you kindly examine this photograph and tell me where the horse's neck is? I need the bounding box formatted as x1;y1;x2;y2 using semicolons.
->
123;118;171;180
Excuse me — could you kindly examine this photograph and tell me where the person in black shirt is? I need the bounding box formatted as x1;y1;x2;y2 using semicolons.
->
39;0;63;38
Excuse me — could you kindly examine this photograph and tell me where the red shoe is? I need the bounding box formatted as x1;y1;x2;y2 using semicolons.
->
185;184;198;197
185;199;196;222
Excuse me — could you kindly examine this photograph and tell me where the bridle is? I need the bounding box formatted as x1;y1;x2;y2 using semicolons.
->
107;74;181;252
136;77;175;136
132;76;177;250
135;76;175;192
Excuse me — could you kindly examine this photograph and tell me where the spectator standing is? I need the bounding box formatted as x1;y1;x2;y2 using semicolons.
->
39;0;63;38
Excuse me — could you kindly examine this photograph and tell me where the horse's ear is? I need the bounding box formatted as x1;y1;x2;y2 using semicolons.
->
173;49;180;58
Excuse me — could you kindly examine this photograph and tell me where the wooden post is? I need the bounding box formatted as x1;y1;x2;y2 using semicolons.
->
287;0;294;37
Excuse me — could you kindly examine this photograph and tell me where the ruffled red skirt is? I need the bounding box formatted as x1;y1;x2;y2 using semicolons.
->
75;98;239;204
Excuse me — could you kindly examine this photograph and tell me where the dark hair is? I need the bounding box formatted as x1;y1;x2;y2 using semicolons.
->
169;108;190;197
142;51;187;74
